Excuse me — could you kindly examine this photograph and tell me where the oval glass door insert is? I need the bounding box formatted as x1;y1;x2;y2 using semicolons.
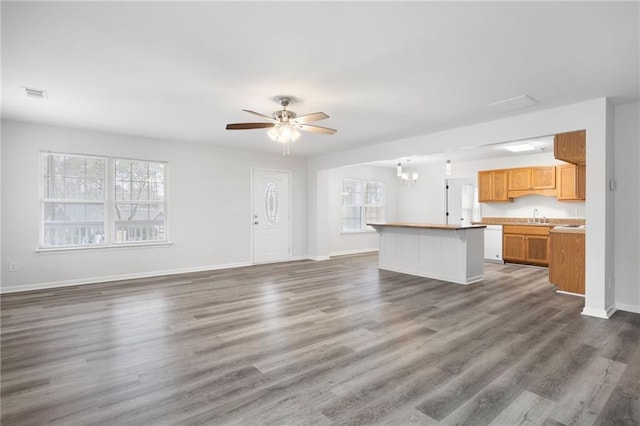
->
265;182;279;225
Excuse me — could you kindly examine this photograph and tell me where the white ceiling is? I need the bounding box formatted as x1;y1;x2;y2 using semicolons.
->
2;2;638;157
365;135;556;169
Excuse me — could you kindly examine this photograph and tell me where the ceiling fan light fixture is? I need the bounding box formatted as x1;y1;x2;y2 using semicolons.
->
268;124;301;144
226;96;336;156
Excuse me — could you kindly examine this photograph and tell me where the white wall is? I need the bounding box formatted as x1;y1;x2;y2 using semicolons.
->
614;102;640;313
1;119;308;291
308;98;613;318
396;164;447;224
327;165;398;256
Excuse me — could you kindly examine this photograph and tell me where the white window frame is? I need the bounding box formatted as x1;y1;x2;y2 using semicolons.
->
341;179;385;233
38;151;169;251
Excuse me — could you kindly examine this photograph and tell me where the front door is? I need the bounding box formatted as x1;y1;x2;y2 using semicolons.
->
252;169;291;264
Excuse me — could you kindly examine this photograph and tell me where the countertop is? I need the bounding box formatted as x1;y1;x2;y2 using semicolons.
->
368;222;486;230
474;217;585;227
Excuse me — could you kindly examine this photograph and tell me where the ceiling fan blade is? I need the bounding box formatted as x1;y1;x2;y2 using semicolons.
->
298;124;337;135
242;109;274;121
294;112;329;124
226;122;275;130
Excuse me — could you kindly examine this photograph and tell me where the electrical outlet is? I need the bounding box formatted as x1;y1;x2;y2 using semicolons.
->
8;261;18;272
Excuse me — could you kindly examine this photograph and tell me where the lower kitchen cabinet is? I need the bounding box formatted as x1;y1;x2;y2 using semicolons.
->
549;230;585;294
503;225;552;266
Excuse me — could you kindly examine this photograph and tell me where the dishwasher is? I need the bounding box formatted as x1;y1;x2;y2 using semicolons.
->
484;225;504;263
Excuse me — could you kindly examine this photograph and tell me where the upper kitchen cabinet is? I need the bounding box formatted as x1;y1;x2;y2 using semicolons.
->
508;166;556;191
556;163;586;201
507;166;556;198
554;130;586;165
478;169;510;202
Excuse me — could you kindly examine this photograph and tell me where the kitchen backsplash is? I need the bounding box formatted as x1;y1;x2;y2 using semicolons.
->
481;194;585;219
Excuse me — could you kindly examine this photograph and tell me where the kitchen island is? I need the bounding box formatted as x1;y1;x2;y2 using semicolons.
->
368;222;486;285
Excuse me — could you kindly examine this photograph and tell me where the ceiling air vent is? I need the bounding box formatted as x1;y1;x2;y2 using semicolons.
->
487;94;537;112
24;87;47;100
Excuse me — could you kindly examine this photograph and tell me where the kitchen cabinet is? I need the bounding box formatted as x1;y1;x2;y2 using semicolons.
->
503;225;552;266
556;163;586;201
554;130;586;165
478;169;509;202
508;166;556;191
549;230;585;294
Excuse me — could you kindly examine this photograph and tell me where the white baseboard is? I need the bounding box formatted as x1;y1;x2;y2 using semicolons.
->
0;261;252;294
556;290;585;298
581;305;616;319
329;248;378;257
308;255;331;261
614;302;640;314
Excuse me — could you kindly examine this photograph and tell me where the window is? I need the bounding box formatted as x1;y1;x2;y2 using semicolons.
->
341;179;385;232
41;152;167;248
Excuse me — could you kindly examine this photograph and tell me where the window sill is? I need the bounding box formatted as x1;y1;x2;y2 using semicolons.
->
36;241;173;254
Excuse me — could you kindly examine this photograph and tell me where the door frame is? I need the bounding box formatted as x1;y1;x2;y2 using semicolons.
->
250;167;293;265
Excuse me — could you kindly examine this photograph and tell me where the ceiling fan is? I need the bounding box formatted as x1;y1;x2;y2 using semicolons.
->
226;96;337;155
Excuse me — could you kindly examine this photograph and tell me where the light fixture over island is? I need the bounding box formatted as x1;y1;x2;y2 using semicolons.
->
368;222;487;285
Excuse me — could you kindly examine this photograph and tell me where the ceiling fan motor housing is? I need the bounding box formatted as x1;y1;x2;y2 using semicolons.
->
273;110;297;123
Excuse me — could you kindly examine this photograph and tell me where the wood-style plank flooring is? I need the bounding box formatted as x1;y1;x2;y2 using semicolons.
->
1;253;639;425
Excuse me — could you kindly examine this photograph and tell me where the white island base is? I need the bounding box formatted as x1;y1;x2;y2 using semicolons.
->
369;223;486;285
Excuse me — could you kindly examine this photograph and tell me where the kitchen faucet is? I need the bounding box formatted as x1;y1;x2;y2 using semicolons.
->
533;208;539;223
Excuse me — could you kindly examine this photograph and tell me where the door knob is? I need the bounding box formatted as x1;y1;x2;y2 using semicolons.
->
254;221;259;225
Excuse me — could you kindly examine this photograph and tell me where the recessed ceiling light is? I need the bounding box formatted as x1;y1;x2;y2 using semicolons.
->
23;87;47;100
487;95;537;112
504;143;536;152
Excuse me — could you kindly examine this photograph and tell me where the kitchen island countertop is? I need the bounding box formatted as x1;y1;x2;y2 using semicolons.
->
368;222;486;230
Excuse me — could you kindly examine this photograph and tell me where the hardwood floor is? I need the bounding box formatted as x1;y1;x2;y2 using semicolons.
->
1;253;639;425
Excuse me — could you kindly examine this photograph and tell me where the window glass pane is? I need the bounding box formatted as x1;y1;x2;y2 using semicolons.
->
86;178;105;201
131;181;149;201
341;206;363;232
365;181;384;205
86;158;105;180
131;161;149;182
115;159;131;181
63;156;86;178
148;182;165;201
64;177;84;200
43;202;105;246
342;180;363;205
149;163;165;182
115;203;165;242
115;180;131;201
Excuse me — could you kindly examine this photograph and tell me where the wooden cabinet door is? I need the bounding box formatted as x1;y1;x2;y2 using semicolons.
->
508;168;532;191
525;236;550;265
493;170;509;201
531;166;556;189
478;171;493;202
554;130;586;164
549;232;585;294
503;234;526;262
557;164;586;200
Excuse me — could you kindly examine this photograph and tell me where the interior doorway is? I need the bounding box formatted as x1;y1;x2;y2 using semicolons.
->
446;178;479;226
